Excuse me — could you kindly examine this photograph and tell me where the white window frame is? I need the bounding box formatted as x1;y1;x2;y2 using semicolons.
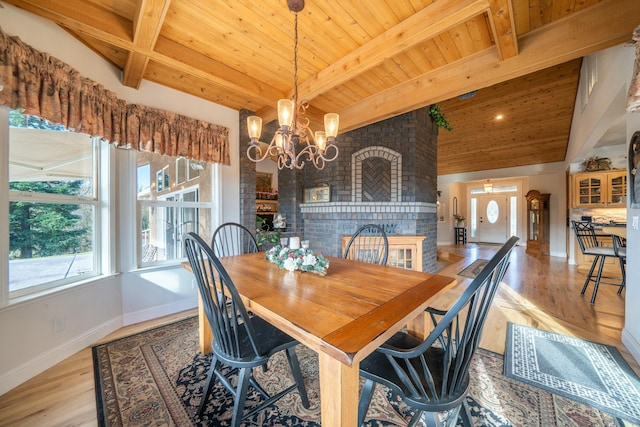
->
2;108;111;304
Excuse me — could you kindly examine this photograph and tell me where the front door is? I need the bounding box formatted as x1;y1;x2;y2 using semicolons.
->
472;195;509;244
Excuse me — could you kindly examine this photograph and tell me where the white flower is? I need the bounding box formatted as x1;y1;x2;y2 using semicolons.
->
283;257;297;271
302;254;317;266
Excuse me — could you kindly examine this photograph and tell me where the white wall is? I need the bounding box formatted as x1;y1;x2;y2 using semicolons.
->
566;47;631;163
0;2;241;395
567;43;640;364
623;109;640;364
437;162;567;256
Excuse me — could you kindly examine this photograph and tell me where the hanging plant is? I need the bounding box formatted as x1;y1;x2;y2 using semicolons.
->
428;104;453;131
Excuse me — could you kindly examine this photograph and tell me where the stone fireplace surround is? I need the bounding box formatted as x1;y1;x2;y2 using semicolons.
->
239;107;439;272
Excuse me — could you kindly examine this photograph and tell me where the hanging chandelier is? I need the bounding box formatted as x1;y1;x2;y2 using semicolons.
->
246;0;339;170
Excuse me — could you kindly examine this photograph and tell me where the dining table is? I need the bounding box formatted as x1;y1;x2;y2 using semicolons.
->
601;225;627;240
182;252;456;427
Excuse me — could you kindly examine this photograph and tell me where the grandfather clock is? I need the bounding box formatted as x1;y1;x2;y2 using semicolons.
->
525;190;550;256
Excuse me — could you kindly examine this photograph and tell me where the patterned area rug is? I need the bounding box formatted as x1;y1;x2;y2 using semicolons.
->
504;322;640;426
93;317;626;426
458;259;489;278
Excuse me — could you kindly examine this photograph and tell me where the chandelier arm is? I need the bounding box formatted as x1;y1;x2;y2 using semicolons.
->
295;143;316;166
247;143;270;163
318;143;339;162
311;153;326;170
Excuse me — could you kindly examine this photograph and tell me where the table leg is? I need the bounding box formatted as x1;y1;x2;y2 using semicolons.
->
198;294;212;354
407;311;433;340
318;352;360;427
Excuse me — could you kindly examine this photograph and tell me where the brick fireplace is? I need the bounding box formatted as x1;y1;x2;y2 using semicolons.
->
239;107;439;272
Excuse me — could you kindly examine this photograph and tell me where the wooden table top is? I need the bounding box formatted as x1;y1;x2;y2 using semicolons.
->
186;252;455;366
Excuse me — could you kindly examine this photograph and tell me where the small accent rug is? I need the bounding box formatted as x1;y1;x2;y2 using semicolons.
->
504;322;640;425
93;316;627;426
458;259;489;278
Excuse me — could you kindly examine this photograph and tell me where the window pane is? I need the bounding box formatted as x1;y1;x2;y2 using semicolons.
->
137;164;151;197
470;198;477;238
9;202;95;293
510;196;518;236
9;126;94;197
140;204;211;264
176;158;187;185
137;151;212;266
486;200;499;223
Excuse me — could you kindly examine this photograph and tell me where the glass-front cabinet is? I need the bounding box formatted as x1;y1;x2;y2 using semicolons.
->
572;170;627;208
526;190;550;256
607;171;627;205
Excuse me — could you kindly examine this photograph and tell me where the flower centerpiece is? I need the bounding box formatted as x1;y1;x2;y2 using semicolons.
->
266;245;330;276
453;214;465;227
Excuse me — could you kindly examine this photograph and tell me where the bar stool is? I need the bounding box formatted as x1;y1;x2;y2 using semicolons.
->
571;221;625;304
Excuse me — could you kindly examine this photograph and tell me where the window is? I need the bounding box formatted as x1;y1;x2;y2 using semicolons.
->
176;158;187;185
510;196;518;237
7;109;104;297
470;184;517;194
137;151;212;267
470;198;477;238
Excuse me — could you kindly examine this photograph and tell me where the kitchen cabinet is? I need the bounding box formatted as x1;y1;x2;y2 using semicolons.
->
572;170;627;208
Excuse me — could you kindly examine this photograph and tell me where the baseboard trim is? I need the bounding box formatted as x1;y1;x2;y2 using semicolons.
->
122;298;197;326
550;251;567;258
622;327;640;366
0;317;122;396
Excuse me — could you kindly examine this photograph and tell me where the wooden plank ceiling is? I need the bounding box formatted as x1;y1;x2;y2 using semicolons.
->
3;0;638;175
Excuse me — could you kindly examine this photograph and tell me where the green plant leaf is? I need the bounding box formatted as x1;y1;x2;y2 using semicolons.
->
428;104;452;131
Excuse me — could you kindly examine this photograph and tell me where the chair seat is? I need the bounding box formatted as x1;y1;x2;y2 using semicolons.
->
583;247;617;257
618;248;626;258
360;332;469;411
213;315;298;366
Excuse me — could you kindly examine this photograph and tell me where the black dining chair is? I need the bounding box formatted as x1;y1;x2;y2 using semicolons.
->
343;223;389;265
210;222;258;257
612;233;627;290
184;232;309;426
358;236;519;427
571;221;625;304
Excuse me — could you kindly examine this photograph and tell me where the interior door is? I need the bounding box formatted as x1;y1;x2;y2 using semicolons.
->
473;195;508;244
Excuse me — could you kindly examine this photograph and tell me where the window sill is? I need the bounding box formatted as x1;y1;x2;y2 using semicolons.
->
2;273;120;310
134;260;188;273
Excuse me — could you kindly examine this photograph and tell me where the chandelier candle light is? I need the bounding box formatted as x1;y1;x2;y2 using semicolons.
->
246;0;339;170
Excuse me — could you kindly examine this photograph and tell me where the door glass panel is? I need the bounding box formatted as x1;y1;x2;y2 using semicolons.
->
486;200;499;223
470;198;477;238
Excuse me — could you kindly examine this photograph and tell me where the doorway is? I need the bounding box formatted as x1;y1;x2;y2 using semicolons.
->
470;194;510;244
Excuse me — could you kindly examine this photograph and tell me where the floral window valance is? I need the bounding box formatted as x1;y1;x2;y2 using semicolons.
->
0;28;230;165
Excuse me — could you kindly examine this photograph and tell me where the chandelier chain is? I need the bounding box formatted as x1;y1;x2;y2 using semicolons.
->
245;4;339;170
293;12;299;107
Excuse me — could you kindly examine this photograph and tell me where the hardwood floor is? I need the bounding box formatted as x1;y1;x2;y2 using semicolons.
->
0;243;637;427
